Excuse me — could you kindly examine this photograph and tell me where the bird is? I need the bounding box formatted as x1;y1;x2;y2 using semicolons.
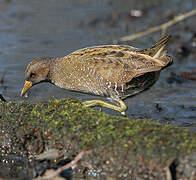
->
21;35;173;116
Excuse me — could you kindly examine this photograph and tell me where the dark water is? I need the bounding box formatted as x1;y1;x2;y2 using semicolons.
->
0;0;195;132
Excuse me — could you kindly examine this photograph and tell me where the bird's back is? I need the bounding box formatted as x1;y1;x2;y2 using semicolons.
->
50;36;172;99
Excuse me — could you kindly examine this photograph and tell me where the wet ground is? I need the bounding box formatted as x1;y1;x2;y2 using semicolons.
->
0;0;196;132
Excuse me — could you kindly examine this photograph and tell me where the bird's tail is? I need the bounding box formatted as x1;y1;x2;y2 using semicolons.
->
144;35;171;58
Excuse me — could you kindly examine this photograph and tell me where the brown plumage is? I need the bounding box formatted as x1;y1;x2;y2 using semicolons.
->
21;35;173;115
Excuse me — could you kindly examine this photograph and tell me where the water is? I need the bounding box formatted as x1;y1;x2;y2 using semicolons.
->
0;0;195;131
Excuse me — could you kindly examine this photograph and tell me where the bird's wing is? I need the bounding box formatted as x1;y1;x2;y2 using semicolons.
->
67;46;138;85
66;45;168;86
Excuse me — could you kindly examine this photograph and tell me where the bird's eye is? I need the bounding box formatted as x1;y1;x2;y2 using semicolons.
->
30;73;36;78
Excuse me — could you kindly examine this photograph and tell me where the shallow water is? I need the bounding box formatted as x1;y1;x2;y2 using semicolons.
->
0;0;195;131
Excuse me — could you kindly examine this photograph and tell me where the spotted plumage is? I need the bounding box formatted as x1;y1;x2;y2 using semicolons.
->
21;35;173;115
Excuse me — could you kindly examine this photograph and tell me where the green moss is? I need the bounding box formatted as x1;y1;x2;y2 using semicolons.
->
0;98;196;166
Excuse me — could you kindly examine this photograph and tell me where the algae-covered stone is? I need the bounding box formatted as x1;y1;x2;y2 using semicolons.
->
0;99;196;179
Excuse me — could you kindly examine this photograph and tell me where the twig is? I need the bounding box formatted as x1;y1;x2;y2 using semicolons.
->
36;150;92;180
181;71;196;80
119;9;196;42
164;166;172;180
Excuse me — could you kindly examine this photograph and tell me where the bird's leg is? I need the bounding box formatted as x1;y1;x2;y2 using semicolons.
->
82;99;127;116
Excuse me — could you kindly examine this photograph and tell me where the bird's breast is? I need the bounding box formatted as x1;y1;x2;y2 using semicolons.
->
50;60;112;96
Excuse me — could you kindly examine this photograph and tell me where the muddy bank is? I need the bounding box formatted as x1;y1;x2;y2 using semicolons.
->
0;99;196;179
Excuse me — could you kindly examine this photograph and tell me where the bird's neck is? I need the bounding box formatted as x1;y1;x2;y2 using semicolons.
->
48;57;63;84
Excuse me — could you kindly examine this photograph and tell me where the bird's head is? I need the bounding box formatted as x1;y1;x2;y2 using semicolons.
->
21;57;52;97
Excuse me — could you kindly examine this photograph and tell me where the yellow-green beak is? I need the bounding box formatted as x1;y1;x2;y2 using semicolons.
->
21;80;32;97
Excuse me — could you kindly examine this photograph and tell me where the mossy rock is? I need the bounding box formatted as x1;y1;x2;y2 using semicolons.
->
0;99;196;179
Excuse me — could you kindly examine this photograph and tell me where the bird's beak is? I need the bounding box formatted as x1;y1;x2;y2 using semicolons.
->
21;80;32;97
